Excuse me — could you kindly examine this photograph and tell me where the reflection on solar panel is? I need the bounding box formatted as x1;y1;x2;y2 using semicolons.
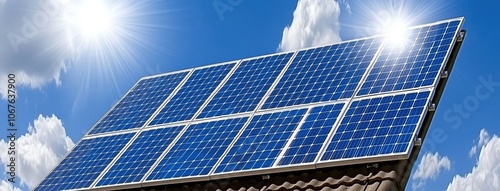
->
263;37;382;109
96;126;183;187
89;72;188;134
35;18;464;190
198;52;294;118
279;103;344;166
357;21;460;96
150;63;235;125
215;109;307;173
147;117;248;180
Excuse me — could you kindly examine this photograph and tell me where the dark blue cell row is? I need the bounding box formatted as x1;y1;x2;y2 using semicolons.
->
321;91;431;161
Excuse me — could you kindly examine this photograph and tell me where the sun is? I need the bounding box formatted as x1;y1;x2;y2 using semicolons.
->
76;0;112;37
67;0;115;38
383;18;409;46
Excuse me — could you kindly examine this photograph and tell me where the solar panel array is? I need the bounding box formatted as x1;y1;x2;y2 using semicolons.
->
35;18;463;191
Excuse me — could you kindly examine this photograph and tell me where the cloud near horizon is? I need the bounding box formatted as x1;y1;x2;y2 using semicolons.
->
278;0;342;52
0;114;74;189
412;152;451;190
446;129;500;191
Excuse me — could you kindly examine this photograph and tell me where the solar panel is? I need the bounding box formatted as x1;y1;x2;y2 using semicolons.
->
150;63;235;125
214;109;307;174
95;126;183;187
35;18;464;190
146;117;248;181
320;91;430;162
89;72;188;135
262;37;382;109
35;133;135;191
357;21;460;96
197;52;294;119
278;103;344;166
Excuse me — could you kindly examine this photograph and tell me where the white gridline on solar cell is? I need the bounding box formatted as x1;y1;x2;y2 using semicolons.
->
359;22;457;95
97;126;183;186
217;109;305;172
199;54;292;117
323;92;428;159
152;64;234;124
263;38;381;109
279;104;343;165
92;73;187;133
148;117;247;179
36;133;134;190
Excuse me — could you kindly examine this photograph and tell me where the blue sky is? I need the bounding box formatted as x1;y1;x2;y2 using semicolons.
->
0;0;499;190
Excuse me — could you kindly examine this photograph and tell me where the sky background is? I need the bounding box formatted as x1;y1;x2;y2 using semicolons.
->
0;0;499;190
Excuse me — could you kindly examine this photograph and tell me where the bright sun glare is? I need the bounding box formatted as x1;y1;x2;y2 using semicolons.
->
72;0;113;38
383;19;409;46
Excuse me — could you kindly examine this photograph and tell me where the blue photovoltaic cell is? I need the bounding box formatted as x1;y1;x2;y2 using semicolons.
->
150;64;235;125
215;109;307;173
35;133;134;191
96;126;183;187
279;103;344;166
357;20;460;96
89;72;188;135
147;117;248;180
321;91;430;161
198;53;294;118
262;37;383;109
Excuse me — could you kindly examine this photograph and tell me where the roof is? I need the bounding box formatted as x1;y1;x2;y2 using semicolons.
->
123;161;401;191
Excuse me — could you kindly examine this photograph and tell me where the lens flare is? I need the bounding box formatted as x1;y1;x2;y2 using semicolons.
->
60;0;173;114
73;0;112;38
383;19;409;46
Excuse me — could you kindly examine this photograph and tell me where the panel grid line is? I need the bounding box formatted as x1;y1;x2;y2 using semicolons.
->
89;69;197;188
34;133;136;191
272;107;312;167
138;60;244;183
314;38;387;164
213;109;308;174
206;51;299;175
149;63;237;126
87;71;190;135
197;52;295;118
94;126;184;187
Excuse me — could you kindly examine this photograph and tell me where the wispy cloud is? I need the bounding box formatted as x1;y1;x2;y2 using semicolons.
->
0;0;74;99
447;130;500;191
469;129;491;157
0;114;74;189
412;152;451;190
278;0;342;52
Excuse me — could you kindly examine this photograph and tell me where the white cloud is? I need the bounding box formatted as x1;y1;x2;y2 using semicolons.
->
0;0;74;99
469;129;491;157
0;114;74;189
412;152;451;190
447;131;500;191
0;180;22;191
278;0;342;52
